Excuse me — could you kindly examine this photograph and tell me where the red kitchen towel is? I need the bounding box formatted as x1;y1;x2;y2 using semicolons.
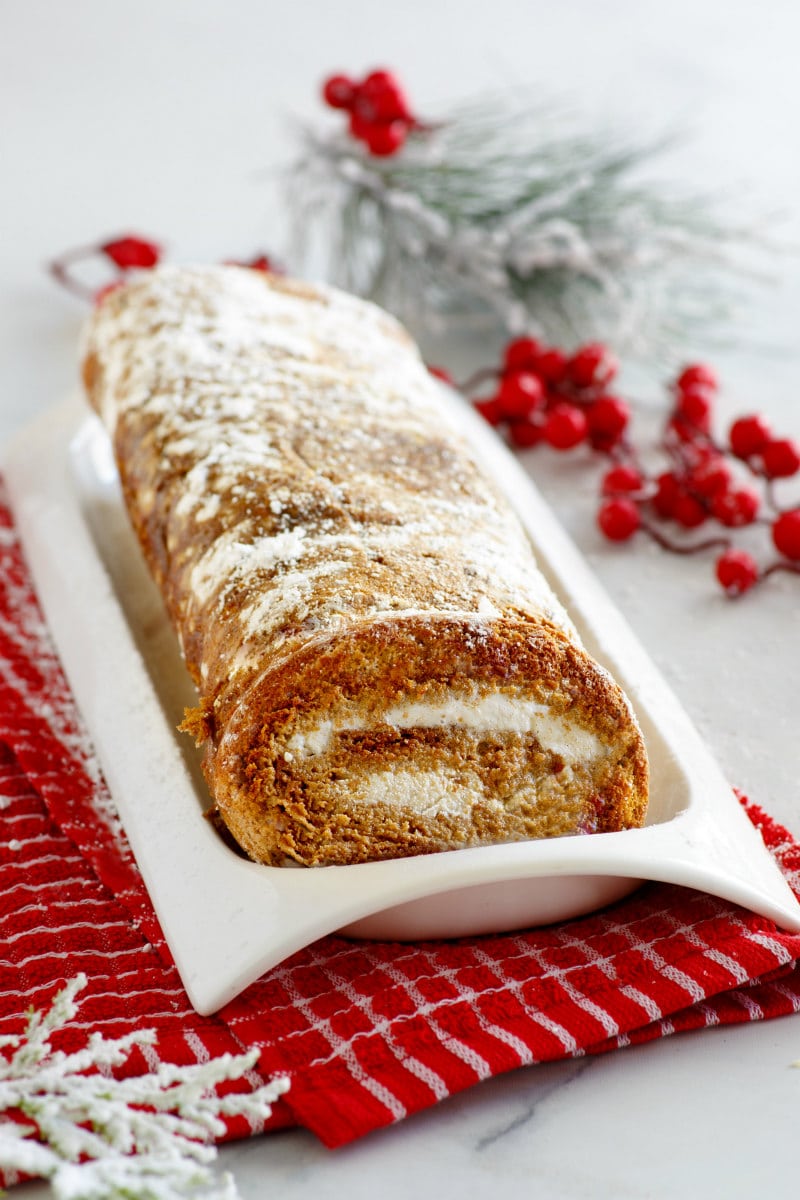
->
1;480;800;1178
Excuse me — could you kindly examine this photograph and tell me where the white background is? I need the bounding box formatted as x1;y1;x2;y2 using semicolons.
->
2;2;800;1196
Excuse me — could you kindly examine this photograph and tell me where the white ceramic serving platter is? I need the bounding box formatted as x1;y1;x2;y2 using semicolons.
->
4;393;800;1015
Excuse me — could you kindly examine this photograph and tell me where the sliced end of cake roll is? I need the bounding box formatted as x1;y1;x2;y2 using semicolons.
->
200;614;648;866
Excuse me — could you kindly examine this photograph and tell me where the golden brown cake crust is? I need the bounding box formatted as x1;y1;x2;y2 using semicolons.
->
82;265;649;866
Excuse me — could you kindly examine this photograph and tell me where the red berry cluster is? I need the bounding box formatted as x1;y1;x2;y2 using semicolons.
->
468;337;629;454
606;364;800;590
321;69;416;157
446;342;800;599
596;365;800;596
50;238;280;305
48;234;163;304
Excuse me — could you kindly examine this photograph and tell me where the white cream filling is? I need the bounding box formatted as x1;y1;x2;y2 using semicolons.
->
285;692;605;763
353;767;482;818
290;719;334;758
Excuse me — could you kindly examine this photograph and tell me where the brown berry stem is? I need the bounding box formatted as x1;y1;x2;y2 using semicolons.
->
640;518;730;556
48;246;106;301
761;560;800;581
457;366;499;393
608;435;644;472
409;118;445;134
763;477;782;513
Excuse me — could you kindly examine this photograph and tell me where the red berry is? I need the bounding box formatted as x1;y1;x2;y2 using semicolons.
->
503;336;543;372
711;488;760;527
667;415;704;444
684;441;719;470
349;109;375;141
427;365;454;385
588;430;617;453
224;253;282;273
729;414;772;459
101;236;161;269
225;253;280;273
322;74;357;110
760;438;800;479
772;509;800;559
602;465;644;495
363;119;407;156
676;386;713;433
587;394;630;441
676;363;718;394
356;70;412;123
543;403;588;450
716;549;759;597
652;471;681;518
497;370;545;419
567;342;618;390
672;492;707;528
508;418;543;448
473;397;505;427
533;348;568;386
598;498;641;541
686;459;732;499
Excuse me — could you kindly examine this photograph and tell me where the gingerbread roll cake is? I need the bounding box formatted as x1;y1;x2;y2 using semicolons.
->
82;265;648;866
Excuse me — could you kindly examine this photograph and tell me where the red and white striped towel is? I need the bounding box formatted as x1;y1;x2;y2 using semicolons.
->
1;482;800;1182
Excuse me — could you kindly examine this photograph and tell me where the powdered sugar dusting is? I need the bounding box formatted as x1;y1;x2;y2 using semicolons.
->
83;265;577;718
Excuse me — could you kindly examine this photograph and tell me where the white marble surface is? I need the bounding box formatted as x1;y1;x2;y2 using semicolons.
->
2;1;800;1196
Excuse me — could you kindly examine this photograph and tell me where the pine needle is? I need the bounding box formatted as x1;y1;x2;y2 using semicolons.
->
287;94;763;361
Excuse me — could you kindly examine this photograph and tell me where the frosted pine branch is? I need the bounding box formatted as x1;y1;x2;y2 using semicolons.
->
0;974;289;1199
287;95;761;358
